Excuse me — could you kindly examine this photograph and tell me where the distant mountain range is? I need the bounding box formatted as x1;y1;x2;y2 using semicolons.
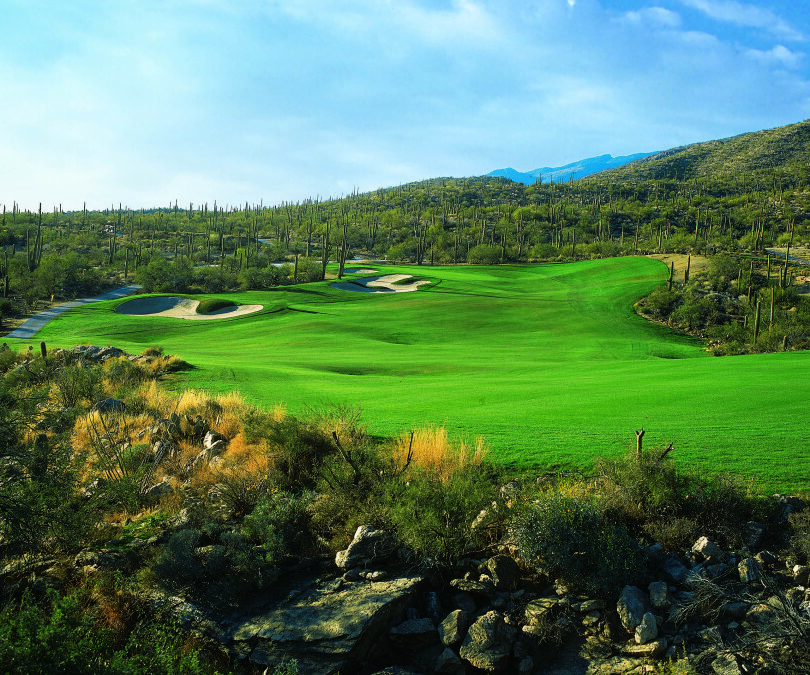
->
486;152;657;184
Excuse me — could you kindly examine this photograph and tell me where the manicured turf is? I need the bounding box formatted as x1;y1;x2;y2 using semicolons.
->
32;257;810;491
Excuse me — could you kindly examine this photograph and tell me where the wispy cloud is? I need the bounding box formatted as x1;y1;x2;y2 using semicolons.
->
621;7;682;29
747;44;803;69
679;0;804;42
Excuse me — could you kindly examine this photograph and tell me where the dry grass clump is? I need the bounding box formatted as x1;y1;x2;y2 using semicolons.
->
393;426;488;481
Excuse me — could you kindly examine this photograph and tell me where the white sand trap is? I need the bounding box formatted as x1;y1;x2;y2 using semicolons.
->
331;274;430;294
116;296;263;320
343;268;379;274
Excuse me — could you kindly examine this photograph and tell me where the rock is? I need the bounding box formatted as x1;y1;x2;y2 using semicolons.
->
452;591;477;614
773;494;804;523
692;536;724;561
435;647;465;674
746;603;777;626
743;522;765;550
648;581;670;610
486;554;519;592
617;585;648;632
738;557;762;584
95;397;126;415
793;565;810;586
334;526;395;570
712;653;744;675
426;591;442;624
449;577;495;599
579;598;605;612
203;430;226;451
143;480;173;501
516;656;534;674
438;609;468;646
697;626;722;643
389;617;438;648
459;611;511;673
660;556;689;583
231;575;424;675
719;601;749;619
755;550;778;565
635;612;658;644
523;596;559;625
622;638;667;658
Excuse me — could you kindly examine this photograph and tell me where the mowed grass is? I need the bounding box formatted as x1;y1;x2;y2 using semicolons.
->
32;257;810;491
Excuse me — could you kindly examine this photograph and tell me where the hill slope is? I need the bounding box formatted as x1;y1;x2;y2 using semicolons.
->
486;152;655;184
592;119;810;182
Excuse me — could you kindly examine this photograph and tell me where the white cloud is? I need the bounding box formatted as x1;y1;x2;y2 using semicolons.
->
747;44;803;69
622;7;682;29
679;0;804;42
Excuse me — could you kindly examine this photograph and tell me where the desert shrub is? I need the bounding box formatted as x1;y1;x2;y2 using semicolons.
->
153;529;203;587
195;298;236;315
512;493;643;597
639;287;679;320
789;509;810;565
467;244;502;265
242;489;314;564
0;581;214;674
597;447;754;548
392;426;487;481
384;466;494;565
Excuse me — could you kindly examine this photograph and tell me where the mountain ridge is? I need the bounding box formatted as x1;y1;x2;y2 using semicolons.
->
486;151;656;184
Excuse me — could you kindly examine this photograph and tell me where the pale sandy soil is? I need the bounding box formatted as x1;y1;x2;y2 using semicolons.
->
331;274;430;294
647;254;710;281
116;296;263;319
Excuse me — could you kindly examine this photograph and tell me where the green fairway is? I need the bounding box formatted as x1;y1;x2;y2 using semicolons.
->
32;257;810;491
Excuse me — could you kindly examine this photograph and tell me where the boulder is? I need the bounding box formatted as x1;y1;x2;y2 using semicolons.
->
458;611;511;673
230;575;424;675
738;557;762;584
203;430;226;452
449;577;496;600
435;648;465;674
692;536;724;561
486;554;519;592
438;609;468;647
660;556;689;583
648;581;670;610
523;596;559;625
712;653;745;675
634;612;658;644
389;617;438;649
622;638;667;658
95;397;126;415
617;585;648;632
793;565;810;586
335;526;395;570
143;480;173;502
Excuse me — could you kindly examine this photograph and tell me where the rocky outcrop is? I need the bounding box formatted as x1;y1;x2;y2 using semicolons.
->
226;575;424;674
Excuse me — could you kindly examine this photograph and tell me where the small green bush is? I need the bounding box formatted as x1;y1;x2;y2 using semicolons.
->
242;489;314;564
384;466;494;565
195;298;236;315
512;493;643;597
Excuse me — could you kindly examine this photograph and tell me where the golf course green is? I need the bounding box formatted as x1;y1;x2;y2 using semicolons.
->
33;257;810;491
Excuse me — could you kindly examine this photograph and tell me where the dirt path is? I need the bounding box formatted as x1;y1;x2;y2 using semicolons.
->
4;285;142;340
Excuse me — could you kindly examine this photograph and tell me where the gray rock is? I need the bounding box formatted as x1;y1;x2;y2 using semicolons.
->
617;585;648;632
459;611;510;673
648;581;670;610
743;522;765;550
449;577;495;599
793;564;810;586
334;526;395;570
486;554;519;592
389;617;438;648
692;536;723;561
635;612;658;644
755;550;778;565
622;638;667;658
453;591;476;614
95;397;126;415
231;575;424;675
712;653;744;675
660;556;689;583
435;647;465;674
438;609;468;646
738;557;762;583
143;480;173;501
578;598;605;612
203;430;226;451
523;596;558;625
720;601;749;619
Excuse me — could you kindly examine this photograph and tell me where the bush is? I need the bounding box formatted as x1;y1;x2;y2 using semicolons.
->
195;298;236;315
384;466;494;565
467;244;502;265
242;489;314;564
512;493;643;597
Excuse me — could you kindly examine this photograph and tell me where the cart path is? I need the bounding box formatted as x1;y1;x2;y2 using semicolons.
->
4;285;141;340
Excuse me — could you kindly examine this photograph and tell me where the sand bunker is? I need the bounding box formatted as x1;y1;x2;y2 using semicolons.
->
331;274;430;294
116;296;263;320
343;268;379;274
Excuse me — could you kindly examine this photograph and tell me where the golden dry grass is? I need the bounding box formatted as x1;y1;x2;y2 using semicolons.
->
394;426;487;481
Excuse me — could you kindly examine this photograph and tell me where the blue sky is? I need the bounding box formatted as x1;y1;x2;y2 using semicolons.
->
1;0;807;210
